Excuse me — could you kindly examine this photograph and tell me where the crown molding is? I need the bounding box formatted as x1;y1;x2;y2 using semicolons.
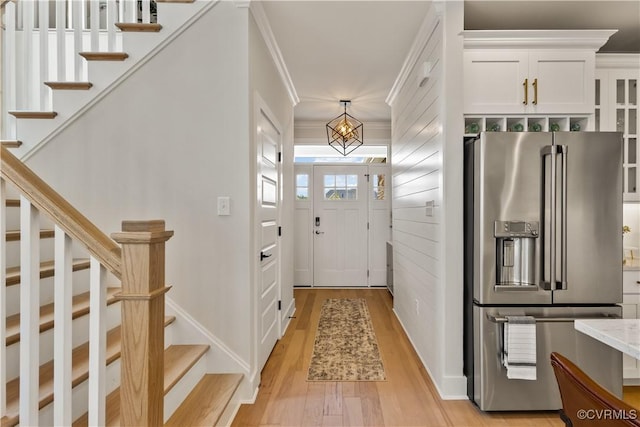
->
462;29;617;51
233;0;250;8
250;1;300;106
596;53;640;69
294;120;391;131
386;6;440;107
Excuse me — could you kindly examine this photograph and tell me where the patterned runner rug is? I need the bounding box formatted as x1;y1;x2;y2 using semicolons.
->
307;298;386;381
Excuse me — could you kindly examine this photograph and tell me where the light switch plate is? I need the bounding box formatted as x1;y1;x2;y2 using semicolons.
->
217;196;231;216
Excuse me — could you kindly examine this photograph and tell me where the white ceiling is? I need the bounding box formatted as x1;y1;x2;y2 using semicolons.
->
261;1;431;122
260;1;640;124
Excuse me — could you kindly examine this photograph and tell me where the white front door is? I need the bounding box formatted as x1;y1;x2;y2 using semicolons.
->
256;103;281;372
313;165;368;286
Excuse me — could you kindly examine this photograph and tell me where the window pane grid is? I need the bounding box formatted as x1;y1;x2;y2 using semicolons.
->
324;174;358;200
296;173;309;200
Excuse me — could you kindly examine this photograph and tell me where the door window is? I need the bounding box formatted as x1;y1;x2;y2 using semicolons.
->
323;174;358;200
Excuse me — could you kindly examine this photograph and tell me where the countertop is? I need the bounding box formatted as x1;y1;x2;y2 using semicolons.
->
575;319;640;360
624;258;640;271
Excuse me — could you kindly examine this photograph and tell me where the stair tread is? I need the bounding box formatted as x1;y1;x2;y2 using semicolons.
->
0;140;22;148
5;258;91;287
165;373;243;427
5;199;19;207
72;344;209;427
44;81;93;90
79;52;129;61
5;287;120;346
6;229;55;242
1;316;176;427
115;22;162;32
8;111;57;119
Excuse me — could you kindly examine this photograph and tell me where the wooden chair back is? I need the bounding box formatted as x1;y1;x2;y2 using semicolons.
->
550;352;640;426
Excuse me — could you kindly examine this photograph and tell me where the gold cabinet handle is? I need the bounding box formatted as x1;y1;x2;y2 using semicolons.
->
532;78;538;105
523;78;528;105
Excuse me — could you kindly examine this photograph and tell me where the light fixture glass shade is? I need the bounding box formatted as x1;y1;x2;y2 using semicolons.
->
326;102;364;156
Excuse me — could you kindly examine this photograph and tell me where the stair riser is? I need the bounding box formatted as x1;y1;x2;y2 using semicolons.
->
24;320;176;426
5;268;90;318
4;302;121;382
163;352;207;422
36;358;122;427
4;239;55;274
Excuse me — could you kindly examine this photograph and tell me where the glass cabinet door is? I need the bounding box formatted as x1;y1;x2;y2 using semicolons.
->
600;70;640;201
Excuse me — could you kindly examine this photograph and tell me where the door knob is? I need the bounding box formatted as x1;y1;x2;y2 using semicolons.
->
315;230;324;235
260;251;272;261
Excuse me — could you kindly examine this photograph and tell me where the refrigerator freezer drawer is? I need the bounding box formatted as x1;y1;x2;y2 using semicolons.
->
473;305;622;411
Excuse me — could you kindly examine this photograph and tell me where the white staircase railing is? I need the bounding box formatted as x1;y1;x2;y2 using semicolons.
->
1;145;171;426
1;0;157;139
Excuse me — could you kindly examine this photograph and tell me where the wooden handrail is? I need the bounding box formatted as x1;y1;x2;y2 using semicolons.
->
0;146;122;278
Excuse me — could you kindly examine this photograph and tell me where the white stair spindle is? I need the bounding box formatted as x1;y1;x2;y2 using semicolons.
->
107;0;117;52
72;0;84;81
3;2;17;137
39;0;50;110
126;0;136;24
0;179;7;416
21;0;34;110
19;196;40;426
141;0;150;23
90;0;100;52
53;226;73;426
88;257;107;427
56;0;67;81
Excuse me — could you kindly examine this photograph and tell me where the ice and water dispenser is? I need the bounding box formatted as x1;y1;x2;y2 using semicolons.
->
494;220;539;287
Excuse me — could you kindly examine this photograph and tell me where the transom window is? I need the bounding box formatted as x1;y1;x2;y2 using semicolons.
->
324;174;358;200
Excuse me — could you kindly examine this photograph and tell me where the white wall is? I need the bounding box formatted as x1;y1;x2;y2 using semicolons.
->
248;10;296;378
387;1;466;398
25;2;254;367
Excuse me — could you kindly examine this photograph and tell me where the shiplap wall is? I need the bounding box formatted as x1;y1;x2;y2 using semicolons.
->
391;9;443;382
389;2;466;398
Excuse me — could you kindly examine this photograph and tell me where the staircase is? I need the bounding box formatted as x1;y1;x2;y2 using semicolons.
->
0;0;244;425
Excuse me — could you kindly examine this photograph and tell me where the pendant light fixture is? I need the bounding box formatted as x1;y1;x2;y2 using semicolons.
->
326;100;363;156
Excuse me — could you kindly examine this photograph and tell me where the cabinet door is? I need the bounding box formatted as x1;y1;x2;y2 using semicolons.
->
528;51;595;114
463;50;529;114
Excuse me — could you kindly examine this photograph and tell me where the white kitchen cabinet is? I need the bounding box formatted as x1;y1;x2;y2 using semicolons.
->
622;269;640;383
463;30;615;115
464;50;594;114
595;54;640;201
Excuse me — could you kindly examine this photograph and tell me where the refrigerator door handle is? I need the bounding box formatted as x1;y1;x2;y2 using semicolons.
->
559;145;568;290
487;313;620;323
541;145;557;291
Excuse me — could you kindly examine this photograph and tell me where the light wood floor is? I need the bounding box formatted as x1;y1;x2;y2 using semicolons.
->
233;288;638;427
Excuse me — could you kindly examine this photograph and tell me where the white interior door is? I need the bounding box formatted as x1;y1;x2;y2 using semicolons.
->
368;164;391;286
313;165;368;286
256;104;280;372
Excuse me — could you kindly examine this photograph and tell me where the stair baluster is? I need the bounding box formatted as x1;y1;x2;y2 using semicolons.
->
0;178;7;416
19;196;40;425
53;226;73;426
88;258;107;426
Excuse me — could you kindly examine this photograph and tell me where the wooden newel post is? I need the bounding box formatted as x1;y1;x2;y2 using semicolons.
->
111;220;173;427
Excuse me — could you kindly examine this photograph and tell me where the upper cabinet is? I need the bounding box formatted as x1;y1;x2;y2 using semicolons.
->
462;30;616;115
596;54;640;202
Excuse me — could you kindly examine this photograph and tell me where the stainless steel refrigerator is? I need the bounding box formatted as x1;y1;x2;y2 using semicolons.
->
463;131;624;411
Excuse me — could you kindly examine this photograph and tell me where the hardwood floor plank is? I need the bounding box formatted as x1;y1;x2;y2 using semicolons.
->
232;289;566;427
